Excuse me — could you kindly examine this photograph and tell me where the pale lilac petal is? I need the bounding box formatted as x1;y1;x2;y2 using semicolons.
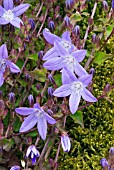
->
43;47;58;61
26;145;32;157
10;17;23;28
15;108;38;116
68;44;77;53
69;93;81;114
43;57;65;70
19;114;38;132
62;31;71;43
61;67;77;84
61;135;71;152
0;72;4;87
75;63;87;77
33;103;41;110
6;61;20;73
0;44;8;59
54;41;68;57
53;84;71;97
44;112;56;124
0;6;5;16
81;88;97;102
37;115;47;140
32;146;40;156
13;4;30;17
78;74;92;87
3;0;13;10
0;17;9;25
43;28;61;45
71;50;87;62
10;166;20;170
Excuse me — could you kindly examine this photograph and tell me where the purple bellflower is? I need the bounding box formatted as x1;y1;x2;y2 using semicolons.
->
15;103;56;140
0;0;30;28
43;40;87;77
100;158;109;168
42;28;76;61
61;133;71;152
53;68;97;114
0;44;20;87
10;166;20;170
26;145;40;165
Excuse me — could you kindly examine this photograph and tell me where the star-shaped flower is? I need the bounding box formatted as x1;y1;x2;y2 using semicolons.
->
43;40;87;77
0;44;20;87
15;103;56;140
53;68;97;114
0;0;30;28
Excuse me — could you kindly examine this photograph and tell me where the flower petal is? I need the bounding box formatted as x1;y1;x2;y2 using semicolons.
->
13;4;30;17
61;135;71;152
69;93;81;114
43;57;65;70
54;40;68;57
61;67;77;84
3;0;13;10
43;28;61;45
19;114;37;132
75;63;87;77
78;74;92;87
81;88;97;102
26;145;32;157
71;50;87;62
43;47;58;61
10;17;23;28
37;115;47;140
62;31;71;43
10;166;20;170
0;17;9;25
53;84;71;97
44;112;56;124
15;108;38;116
6;60;20;73
0;72;4;87
0;44;8;59
33;103;41;110
0;6;5;16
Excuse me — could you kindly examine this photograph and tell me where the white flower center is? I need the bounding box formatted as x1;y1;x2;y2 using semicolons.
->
0;59;6;71
3;10;14;21
60;40;71;51
71;81;83;94
65;54;77;72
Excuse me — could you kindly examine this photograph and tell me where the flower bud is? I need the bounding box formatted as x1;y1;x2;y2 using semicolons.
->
24;73;30;82
65;0;74;9
61;133;71;152
73;25;80;36
36;84;41;91
92;34;97;44
48;74;55;84
102;1;108;11
10;166;20;170
112;0;114;10
8;92;15;103
48;87;54;97
109;147;114;156
48;21;55;32
64;16;70;27
47;109;53;115
100;158;109;168
28;18;35;30
89;68;95;75
28;94;34;106
104;84;111;93
38;51;44;60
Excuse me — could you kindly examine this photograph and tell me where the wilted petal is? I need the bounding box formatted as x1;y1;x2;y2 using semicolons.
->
61;135;71;152
62;67;77;84
43;28;61;45
81;88;97;102
0;72;4;87
13;4;30;17
19;114;38;132
0;6;5;16
6;60;20;73
62;31;71;43
15;107;38;116
43;57;65;70
69;93;81;114
10;17;23;28
3;0;13;10
37;115;47;140
54;41;68;57
0;44;8;59
0;17;9;25
78;74;92;87
75;63;87;77
43;47;58;61
53;84;71;97
71;50;87;62
44;112;56;124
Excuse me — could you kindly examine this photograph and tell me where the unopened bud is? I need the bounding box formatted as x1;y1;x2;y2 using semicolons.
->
25;73;30;82
102;1;108;11
36;84;41;91
112;0;114;10
48;87;54;97
92;34;97;44
8;92;15;103
73;25;80;36
38;51;44;60
28;94;34;106
109;147;114;156
89;68;95;75
48;74;55;84
48;21;55;32
104;84;111;93
65;0;74;9
64;16;70;27
47;109;53;115
28;18;35;30
100;158;109;168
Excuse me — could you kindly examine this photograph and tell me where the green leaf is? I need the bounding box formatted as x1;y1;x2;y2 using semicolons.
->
13;117;21;132
105;25;113;39
28;53;38;61
16;59;24;69
27;130;38;137
70;110;84;128
54;74;62;87
29;68;47;82
70;12;82;26
94;51;113;65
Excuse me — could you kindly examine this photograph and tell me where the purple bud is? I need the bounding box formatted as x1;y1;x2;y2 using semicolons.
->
64;16;70;27
112;0;114;9
89;68;95;75
104;84;111;93
65;0;74;9
73;25;80;36
10;166;20;170
8;92;15;103
100;158;109;168
25;73;30;82
29;18;35;30
36;84;41;90
102;1;108;11
47;109;53;115
109;147;114;156
48;74;55;84
92;34;97;44
38;51;44;60
23;43;26;50
48;87;54;97
61;133;71;152
28;94;34;106
48;21;55;32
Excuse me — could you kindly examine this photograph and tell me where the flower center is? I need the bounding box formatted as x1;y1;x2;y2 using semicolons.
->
60;40;71;51
0;59;6;71
71;81;83;94
3;10;14;21
65;54;76;72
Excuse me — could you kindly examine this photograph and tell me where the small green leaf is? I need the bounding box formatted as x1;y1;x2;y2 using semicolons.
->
70;12;82;26
29;68;47;82
94;51;113;65
105;25;113;39
70;110;84;128
13;117;21;132
27;130;38;137
28;53;38;61
54;74;62;87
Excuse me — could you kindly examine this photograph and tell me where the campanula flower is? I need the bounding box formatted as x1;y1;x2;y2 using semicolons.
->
64;16;70;27
10;166;20;170
0;44;20;87
43;40;87;77
26;145;40;165
0;0;30;28
61;133;71;152
15;103;56;140
53;68;97;114
100;158;109;168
